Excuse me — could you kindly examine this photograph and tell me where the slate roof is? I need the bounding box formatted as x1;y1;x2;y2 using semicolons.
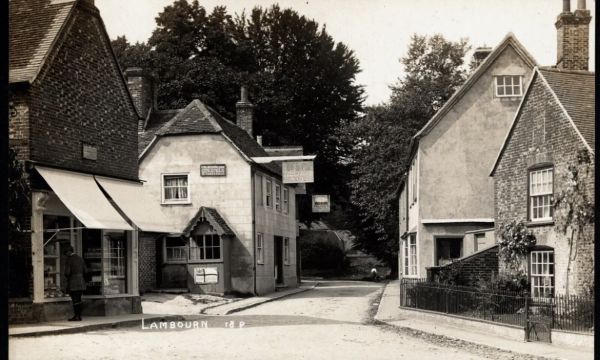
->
538;67;595;150
139;99;282;176
182;207;235;237
9;0;75;84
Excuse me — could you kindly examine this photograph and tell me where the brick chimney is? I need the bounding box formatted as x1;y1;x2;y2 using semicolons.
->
471;46;493;69
555;0;592;70
124;67;156;124
236;86;254;137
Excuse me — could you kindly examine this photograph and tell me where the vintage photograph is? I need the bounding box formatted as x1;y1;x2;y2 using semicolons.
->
7;0;595;359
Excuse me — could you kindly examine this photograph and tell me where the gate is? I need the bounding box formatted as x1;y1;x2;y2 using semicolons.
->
525;295;553;343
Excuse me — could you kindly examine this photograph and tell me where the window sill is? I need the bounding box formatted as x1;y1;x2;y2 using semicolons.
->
526;220;554;227
164;260;187;265
257;262;264;265
161;201;192;206
187;259;223;264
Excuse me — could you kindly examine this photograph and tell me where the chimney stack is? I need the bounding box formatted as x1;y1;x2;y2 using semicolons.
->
556;0;591;70
236;86;254;137
471;46;493;69
124;67;157;127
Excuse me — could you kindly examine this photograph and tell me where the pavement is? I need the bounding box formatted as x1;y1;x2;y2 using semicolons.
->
375;280;594;360
9;281;317;337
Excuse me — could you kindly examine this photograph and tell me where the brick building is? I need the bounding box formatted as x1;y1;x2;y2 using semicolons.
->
8;0;168;323
490;0;594;297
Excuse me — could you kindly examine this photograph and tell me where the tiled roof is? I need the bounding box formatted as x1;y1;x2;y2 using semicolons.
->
155;100;222;136
138;109;181;155
182;206;235;237
9;0;75;84
538;67;595;150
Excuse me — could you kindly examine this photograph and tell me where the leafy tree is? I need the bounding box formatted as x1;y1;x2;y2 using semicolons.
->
111;36;153;71
347;34;470;273
8;147;30;235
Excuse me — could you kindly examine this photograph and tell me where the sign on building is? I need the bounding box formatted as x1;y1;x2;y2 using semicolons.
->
295;183;307;195
283;161;314;184
200;164;226;177
312;195;330;213
82;143;97;160
194;267;218;284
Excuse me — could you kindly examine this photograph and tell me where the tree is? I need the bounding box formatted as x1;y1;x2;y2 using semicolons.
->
553;149;595;296
347;34;470;273
8;147;30;235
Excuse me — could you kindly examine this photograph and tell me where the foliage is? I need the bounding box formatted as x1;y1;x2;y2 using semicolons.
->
346;34;470;270
299;238;346;271
8;147;30;235
475;271;529;294
497;219;536;268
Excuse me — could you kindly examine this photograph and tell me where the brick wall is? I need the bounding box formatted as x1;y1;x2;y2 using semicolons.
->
124;67;153;125
493;75;595;296
23;3;139;180
428;246;499;285
138;233;159;293
8;91;30;160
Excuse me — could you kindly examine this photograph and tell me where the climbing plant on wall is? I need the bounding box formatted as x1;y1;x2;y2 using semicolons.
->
497;219;536;270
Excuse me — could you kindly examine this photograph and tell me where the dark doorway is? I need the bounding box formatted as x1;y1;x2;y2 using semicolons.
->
435;237;463;266
274;236;284;284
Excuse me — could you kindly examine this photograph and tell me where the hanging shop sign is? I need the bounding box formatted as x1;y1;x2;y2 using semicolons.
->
194;267;219;284
200;164;226;177
295;183;307;195
312;194;330;213
283;161;314;184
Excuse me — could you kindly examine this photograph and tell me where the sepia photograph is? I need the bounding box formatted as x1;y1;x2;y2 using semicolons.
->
5;0;596;359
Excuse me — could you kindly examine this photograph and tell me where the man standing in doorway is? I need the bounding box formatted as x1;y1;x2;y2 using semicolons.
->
64;245;87;321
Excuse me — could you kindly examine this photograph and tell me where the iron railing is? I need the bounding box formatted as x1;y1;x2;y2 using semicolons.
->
399;278;593;334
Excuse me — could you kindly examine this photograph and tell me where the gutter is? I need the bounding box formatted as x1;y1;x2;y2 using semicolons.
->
250;167;258;296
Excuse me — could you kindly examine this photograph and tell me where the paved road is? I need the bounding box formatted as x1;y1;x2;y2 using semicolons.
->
9;280;534;360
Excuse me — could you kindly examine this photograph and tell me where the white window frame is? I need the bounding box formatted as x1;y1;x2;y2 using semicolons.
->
530;250;554;298
265;179;272;208
283;187;289;214
256;233;264;264
257;174;264;206
275;184;282;212
529;167;553;222
161;173;191;204
163;236;187;263
402;234;418;277
189;234;222;262
495;75;523;97
283;237;290;265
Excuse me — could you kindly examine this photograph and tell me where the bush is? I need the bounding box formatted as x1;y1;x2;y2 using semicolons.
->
300;240;346;271
497;219;536;268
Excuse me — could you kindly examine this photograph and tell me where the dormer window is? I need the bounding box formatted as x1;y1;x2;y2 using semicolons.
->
495;75;523;97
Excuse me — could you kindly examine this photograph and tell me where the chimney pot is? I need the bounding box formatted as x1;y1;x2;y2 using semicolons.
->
577;0;586;10
241;86;248;102
563;0;571;12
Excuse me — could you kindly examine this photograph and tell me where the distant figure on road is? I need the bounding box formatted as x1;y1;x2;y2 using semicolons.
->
64;245;87;321
370;268;379;282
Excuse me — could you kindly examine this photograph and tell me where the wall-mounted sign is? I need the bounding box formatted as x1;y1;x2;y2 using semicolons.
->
283;161;314;184
201;164;226;177
82;143;97;161
312;195;330;213
194;267;218;284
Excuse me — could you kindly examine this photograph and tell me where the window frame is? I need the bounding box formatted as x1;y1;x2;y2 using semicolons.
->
529;250;555;298
283;237;290;265
265;179;272;208
495;75;523;98
402;234;418;277
528;166;554;222
163;236;188;264
189;234;222;262
275;184;282;212
161;173;191;204
256;174;264;206
283;187;289;214
256;233;264;264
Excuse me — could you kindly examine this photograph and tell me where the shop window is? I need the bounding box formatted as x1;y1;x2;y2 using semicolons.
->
283;237;290;265
43;215;73;298
103;231;128;295
275;184;282;211
256;233;264;264
403;234;417;276
165;237;187;262
529;167;553;221
495;75;522;97
82;229;103;295
162;174;190;203
530;250;554;298
265;179;272;207
190;234;221;261
283;188;289;214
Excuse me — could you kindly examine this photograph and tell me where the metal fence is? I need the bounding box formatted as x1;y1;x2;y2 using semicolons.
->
399;278;593;334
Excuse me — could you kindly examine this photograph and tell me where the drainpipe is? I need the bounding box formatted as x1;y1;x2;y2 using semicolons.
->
251;167;258;296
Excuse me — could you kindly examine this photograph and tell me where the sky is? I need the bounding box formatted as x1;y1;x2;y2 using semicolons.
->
96;0;596;106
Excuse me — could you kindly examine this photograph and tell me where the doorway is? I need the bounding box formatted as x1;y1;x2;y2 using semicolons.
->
274;236;284;284
435;237;463;266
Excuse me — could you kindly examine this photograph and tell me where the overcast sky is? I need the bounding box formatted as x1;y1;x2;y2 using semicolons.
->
96;0;596;105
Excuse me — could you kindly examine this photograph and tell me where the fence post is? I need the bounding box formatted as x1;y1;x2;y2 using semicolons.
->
524;291;530;342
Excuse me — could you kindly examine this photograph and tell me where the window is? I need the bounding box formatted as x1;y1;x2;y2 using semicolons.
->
162;174;189;203
43;215;74;298
165;237;187;262
530;250;554;298
190;234;221;261
495;75;522;97
408;158;417;205
275;184;281;211
257;175;263;206
529;168;553;221
103;231;128;295
283;187;289;214
256;233;264;264
283;237;290;265
265;179;272;207
403;234;417;276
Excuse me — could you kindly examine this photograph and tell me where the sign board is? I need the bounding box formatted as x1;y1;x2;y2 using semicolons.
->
194;267;218;284
312;195;330;213
82;144;97;160
200;164;226;177
283;161;314;184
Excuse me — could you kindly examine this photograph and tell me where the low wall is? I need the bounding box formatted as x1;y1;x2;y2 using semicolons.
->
552;329;594;350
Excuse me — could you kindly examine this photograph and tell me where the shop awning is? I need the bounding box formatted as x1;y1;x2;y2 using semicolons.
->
95;176;177;233
35;166;133;230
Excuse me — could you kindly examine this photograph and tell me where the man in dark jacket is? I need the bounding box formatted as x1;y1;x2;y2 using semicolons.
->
64;245;87;321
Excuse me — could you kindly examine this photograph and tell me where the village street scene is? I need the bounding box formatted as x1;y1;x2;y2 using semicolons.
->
6;0;595;359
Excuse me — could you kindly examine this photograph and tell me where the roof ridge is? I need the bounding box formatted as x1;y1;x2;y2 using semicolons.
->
538;66;595;76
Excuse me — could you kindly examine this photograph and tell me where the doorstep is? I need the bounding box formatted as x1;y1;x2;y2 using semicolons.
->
9;314;183;337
